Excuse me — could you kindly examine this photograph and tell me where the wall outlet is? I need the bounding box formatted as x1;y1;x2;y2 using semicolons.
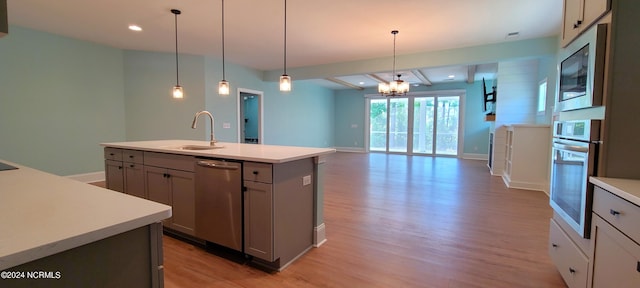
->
351;124;358;128
302;175;312;186
223;122;231;129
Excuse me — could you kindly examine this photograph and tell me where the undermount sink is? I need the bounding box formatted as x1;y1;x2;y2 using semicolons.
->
167;145;225;151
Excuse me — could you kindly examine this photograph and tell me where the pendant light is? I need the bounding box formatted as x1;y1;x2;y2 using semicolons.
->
378;30;410;97
218;0;230;95
279;0;291;92
171;9;184;99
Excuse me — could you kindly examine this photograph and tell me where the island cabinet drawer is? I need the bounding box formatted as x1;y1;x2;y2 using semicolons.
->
104;148;123;161
122;149;144;164
593;186;640;242
143;152;196;172
243;162;272;184
549;218;589;288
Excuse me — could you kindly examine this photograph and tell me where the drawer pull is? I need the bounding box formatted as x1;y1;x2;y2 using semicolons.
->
610;209;621;216
253;171;259;175
569;267;576;274
552;243;558;248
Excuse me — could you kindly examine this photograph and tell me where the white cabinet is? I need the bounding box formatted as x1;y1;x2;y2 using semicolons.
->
549;218;589;288
589;186;640;288
562;0;610;47
502;125;550;192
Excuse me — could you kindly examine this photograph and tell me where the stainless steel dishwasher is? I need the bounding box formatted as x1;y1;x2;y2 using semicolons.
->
194;159;242;251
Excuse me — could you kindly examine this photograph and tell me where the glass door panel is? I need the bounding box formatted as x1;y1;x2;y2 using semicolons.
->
388;98;408;153
435;96;459;155
369;99;387;152
413;97;435;154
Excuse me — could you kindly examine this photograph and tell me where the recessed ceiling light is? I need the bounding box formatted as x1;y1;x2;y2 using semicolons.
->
128;25;143;32
448;75;455;78
359;82;365;85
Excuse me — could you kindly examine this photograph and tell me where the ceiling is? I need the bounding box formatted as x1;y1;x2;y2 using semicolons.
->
5;0;562;90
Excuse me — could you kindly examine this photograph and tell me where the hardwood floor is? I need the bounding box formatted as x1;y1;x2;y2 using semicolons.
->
159;152;566;288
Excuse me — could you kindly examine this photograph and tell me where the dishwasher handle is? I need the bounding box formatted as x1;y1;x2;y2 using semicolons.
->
196;160;239;170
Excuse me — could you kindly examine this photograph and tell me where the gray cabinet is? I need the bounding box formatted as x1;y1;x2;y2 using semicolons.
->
243;179;274;261
143;152;196;236
105;159;124;193
589;187;640;288
105;148;145;198
243;159;314;270
123;150;145;198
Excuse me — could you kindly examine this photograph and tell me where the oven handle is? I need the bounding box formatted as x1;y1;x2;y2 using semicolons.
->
553;142;589;153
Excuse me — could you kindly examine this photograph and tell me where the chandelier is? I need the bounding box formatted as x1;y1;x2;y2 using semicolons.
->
378;30;409;97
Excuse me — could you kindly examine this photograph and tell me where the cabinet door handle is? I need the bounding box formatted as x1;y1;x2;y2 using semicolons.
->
569;267;576;274
130;164;135;168
573;20;583;29
552;243;558;248
610;209;621;216
252;171;259;175
637;261;640;273
118;166;123;170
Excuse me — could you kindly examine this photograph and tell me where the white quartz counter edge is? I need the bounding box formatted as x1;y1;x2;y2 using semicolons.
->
0;161;172;271
101;140;336;163
590;177;640;207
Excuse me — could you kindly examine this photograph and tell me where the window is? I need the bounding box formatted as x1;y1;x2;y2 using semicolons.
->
538;79;547;115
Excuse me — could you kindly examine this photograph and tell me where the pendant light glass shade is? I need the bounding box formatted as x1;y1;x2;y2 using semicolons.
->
173;85;184;99
171;9;183;99
279;75;291;92
218;80;229;95
279;0;291;92
218;0;230;95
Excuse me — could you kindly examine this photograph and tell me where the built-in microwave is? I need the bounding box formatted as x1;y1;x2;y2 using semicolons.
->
557;23;608;112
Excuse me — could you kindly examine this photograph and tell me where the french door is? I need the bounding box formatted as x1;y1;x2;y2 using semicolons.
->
368;93;461;156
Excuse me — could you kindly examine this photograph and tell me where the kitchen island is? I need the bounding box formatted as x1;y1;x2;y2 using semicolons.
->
0;160;171;287
101;140;335;271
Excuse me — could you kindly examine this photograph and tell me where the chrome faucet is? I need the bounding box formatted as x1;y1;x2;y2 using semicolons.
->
191;111;217;146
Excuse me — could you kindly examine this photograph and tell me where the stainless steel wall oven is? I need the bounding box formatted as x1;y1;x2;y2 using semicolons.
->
549;120;601;238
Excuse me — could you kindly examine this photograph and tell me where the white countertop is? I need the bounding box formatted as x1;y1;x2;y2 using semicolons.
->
101;140;336;163
0;160;171;270
590;177;640;207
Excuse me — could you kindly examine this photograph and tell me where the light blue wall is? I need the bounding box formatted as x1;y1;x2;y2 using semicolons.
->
262;80;335;147
123;50;206;141
334;81;490;155
204;56;265;142
0;26;125;175
0;25;559;176
244;97;259;139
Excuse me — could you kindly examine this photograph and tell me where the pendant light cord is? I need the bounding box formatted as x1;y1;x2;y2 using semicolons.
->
221;0;226;80
283;0;287;75
392;30;398;81
173;10;180;85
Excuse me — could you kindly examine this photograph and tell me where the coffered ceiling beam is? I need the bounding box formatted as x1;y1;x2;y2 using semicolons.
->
467;65;477;84
411;70;432;86
325;77;364;90
366;74;386;83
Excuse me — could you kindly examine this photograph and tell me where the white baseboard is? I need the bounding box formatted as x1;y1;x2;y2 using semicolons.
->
462;153;489;160
66;171;105;183
334;147;366;153
503;175;548;193
313;223;327;247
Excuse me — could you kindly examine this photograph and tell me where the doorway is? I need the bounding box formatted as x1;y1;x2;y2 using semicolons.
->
237;88;263;144
366;91;464;156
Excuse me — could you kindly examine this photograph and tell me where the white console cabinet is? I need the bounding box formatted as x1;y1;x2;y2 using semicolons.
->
502;125;550;192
